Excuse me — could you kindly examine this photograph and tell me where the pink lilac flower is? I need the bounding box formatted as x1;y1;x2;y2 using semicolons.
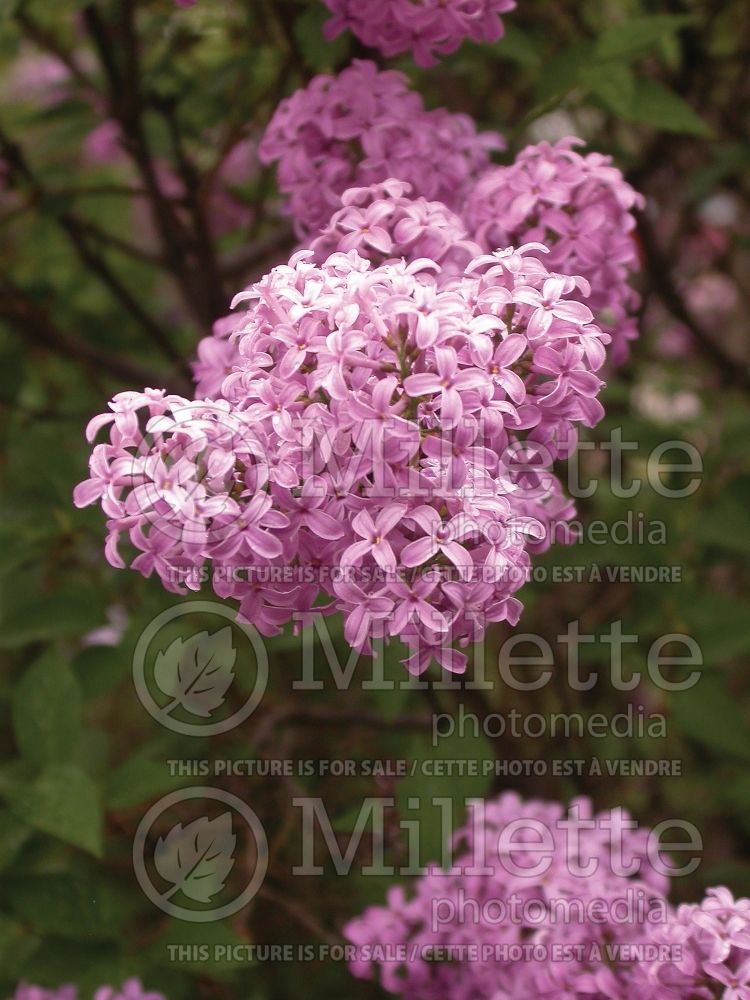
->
76;244;609;672
3;49;74;106
217;138;259;188
631;888;750;999
192;313;242;398
94;981;165;1000
463;137;644;364
322;0;516;67
12;982;164;1000
83;120;123;164
344;791;670;999
309;178;482;274
259;60;503;237
344;787;750;1000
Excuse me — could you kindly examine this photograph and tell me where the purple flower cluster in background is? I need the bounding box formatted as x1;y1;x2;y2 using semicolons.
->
463;138;644;364
258;60;503;237
344;792;750;1000
261;64;642;362
322;0;516;67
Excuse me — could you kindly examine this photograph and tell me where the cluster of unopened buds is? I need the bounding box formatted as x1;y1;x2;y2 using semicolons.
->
345;792;750;1000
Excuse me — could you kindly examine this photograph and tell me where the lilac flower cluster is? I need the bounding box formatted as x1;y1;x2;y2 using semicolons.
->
260;67;641;364
322;0;516;67
344;791;670;998
345;792;750;999
12;981;164;1000
76;244;608;672
194;177;480;398
463;138;644;364
632;887;750;999
258;60;503;237
308;178;481;274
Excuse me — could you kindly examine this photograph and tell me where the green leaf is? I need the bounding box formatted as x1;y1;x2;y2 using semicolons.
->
14;939;125;996
104;754;193;811
8;763;103;856
679;593;750;663
672;678;750;760
536;41;594;102
148;920;250;978
0;809;30;873
4;872;126;941
624;78;713;136
397;728;494;866
0;590;106;649
580;62;636;116
12;651;83;767
594;15;694;61
495;24;541;68
73;644;130;699
695;495;750;555
0;914;32;983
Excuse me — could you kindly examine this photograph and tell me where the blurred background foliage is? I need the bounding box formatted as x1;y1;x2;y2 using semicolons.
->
0;0;749;996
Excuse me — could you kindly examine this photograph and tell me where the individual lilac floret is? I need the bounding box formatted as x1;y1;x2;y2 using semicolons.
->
322;0;516;67
344;791;670;999
308;178;482;273
632;887;750;999
192;313;242;398
259;60;503;237
463;138;644;364
76;245;609;673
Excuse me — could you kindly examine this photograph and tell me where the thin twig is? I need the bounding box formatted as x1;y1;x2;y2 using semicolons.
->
257;885;342;946
0;122;188;374
0;279;188;392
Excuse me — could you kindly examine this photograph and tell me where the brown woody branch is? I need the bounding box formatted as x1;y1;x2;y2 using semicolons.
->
0;122;188;375
0;278;188;393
